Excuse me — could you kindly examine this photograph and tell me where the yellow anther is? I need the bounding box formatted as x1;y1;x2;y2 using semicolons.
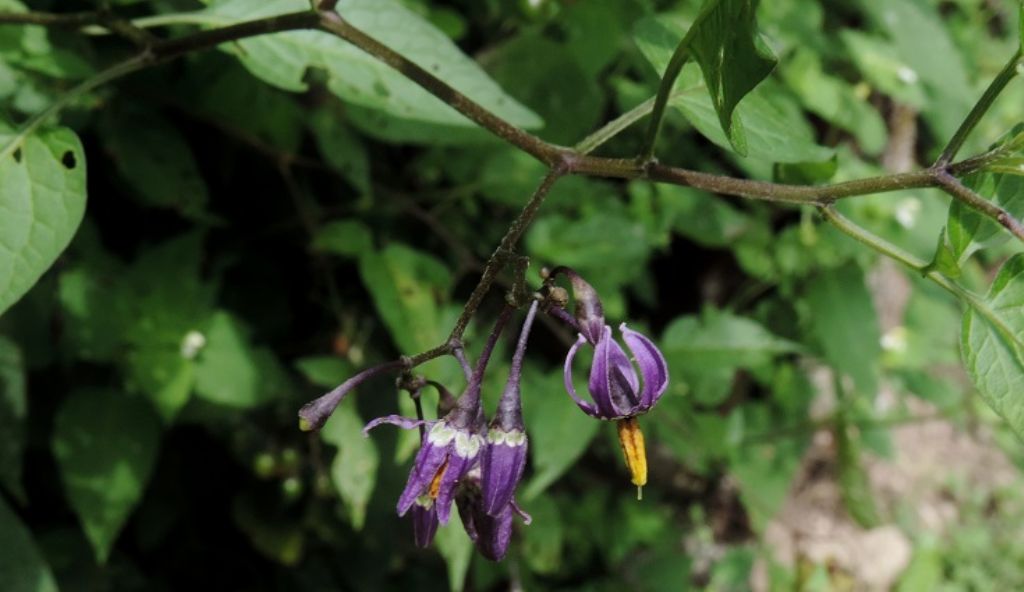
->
616;417;647;496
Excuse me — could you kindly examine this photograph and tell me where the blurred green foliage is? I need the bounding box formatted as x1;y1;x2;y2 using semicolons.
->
1;0;1024;590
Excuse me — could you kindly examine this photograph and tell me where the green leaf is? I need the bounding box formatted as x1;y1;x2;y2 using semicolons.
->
804;266;881;397
434;510;473;592
99;106;208;217
670;76;834;164
320;401;378;530
358;244;451;353
294;355;354;389
685;0;777;155
840;31;927;108
526;208;652;291
961;254;1024;438
662;309;799;405
0;495;58;592
194;311;283;408
0;126;86;316
520;370;600;499
312;220;374;258
309;109;371;196
202;0;541;139
946;173;1024;265
836;414;881;527
52;389;161;563
633;4;777;156
781;49;887;156
520;496;563;575
0;335;26;501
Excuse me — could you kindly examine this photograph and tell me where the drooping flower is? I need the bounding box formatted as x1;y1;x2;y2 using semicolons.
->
479;300;538;516
455;467;532;561
553;268;669;496
362;308;513;526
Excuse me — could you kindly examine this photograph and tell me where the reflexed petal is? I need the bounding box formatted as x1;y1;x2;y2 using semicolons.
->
362;414;430;436
563;334;598;417
510;498;532;525
621;324;669;409
588;326;639;417
396;442;449;516
411;501;439;547
455;491;479;543
480;434;528;515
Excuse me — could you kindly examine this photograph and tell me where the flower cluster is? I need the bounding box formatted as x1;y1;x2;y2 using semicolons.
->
297;267;668;560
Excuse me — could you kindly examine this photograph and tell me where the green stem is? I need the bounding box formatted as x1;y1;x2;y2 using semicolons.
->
0;55;149;161
575;95;658;155
936;49;1023;166
640;41;691;160
819;206;1018;345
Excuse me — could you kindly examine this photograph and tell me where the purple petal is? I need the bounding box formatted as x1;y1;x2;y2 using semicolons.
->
411;501;439;547
564;334;598;417
480;432;529;516
474;502;514;561
434;437;481;524
396;441;449;517
588;326;640;417
362;415;430;437
621;324;669;409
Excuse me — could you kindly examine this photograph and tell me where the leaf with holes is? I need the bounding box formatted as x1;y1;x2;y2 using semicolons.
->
0;127;86;316
962;254;1024;439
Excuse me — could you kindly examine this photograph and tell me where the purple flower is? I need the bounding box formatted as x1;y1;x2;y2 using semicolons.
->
563;323;669;420
363;410;483;525
410;497;439;547
456;468;532;561
362;308;514;529
553;268;669;495
479;301;538;516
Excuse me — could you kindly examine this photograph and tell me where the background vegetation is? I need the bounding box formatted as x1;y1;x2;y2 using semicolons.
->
2;0;1024;590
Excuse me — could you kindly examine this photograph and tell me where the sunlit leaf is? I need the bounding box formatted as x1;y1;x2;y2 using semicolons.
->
961;254;1024;438
0;126;86;316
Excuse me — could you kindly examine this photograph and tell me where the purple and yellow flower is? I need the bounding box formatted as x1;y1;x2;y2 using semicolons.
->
554;268;669;496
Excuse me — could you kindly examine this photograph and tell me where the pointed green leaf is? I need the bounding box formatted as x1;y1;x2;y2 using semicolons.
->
0;126;86;316
202;0;541;139
632;2;777;155
320;401;378;530
194;311;283;409
687;0;777;154
946;173;1024;265
0;335;26;501
358;244;451;353
662;309;799;405
961;254;1024;438
0;495;58;592
804;266;881;396
634;17;829;163
52;389;161;563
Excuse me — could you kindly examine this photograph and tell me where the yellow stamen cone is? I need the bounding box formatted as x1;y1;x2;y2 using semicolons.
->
616;417;647;497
